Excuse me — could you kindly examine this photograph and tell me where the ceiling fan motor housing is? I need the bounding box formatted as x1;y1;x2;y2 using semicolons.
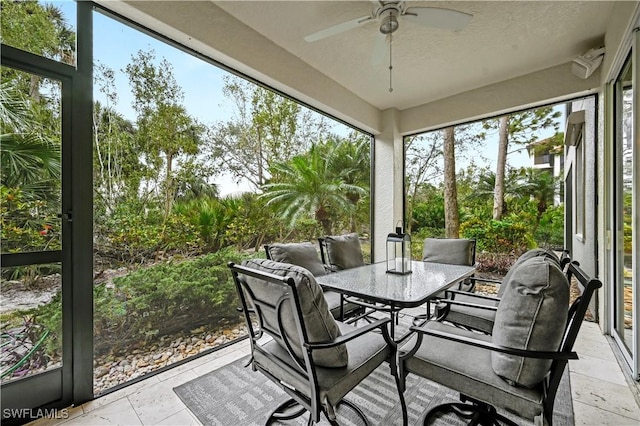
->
377;2;405;35
380;12;399;34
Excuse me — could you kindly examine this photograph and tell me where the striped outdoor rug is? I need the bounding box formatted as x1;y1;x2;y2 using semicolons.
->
174;353;573;426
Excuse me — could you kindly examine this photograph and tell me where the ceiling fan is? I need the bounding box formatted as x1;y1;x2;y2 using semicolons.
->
304;1;472;92
304;1;473;43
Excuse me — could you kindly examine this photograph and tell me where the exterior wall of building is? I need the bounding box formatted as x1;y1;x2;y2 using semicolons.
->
565;96;599;318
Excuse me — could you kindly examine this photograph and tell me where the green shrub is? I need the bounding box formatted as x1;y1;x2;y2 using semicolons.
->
410;194;445;232
92;248;253;355
1;187;61;281
101;202;201;262
535;204;564;249
460;217;532;254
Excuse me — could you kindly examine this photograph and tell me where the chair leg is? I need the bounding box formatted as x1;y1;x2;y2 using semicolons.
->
422;395;519;426
266;398;307;425
320;399;369;426
395;372;408;426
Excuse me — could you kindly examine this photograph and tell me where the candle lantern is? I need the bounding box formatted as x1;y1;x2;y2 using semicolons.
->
386;225;412;275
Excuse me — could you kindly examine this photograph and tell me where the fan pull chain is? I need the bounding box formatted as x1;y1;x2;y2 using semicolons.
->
388;31;393;93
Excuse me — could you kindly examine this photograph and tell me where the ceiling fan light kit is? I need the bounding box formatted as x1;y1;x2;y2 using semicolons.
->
380;12;399;35
304;1;473;94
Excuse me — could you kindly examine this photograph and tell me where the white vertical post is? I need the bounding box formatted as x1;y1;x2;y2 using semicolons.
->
373;108;404;263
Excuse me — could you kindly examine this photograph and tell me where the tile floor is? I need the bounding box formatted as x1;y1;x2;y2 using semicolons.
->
28;322;640;426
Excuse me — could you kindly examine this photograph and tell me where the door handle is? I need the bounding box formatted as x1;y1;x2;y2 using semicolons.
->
58;211;73;222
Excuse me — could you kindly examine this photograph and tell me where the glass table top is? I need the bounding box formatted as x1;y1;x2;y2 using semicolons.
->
316;261;476;307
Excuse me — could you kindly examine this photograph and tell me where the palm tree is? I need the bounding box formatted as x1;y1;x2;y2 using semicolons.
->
515;168;558;226
324;136;370;231
261;143;366;234
0;82;60;201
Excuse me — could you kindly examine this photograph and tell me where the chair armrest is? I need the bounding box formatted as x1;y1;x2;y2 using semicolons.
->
444;289;501;302
470;276;501;285
305;318;392;350
408;322;578;360
437;299;499;312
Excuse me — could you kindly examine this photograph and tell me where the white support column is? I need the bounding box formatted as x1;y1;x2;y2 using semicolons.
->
373;108;405;262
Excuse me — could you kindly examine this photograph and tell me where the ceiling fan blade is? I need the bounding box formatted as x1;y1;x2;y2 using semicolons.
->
305;15;373;42
404;7;472;31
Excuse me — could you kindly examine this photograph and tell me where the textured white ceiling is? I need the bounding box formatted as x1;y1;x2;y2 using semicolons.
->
99;0;617;132
213;1;612;110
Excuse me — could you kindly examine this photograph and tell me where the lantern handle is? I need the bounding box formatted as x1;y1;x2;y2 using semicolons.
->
396;220;403;235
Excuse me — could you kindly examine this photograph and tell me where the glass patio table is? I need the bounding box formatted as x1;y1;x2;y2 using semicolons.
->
316;260;476;341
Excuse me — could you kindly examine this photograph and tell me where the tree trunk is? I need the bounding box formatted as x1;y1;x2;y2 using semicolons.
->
347;193;360;232
493;116;509;220
164;152;174;218
315;206;332;235
443;127;460;238
257;130;264;186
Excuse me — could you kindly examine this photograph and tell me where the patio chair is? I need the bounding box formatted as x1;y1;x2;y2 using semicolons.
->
318;233;365;272
229;258;406;425
398;259;601;426
318;234;391;322
422;238;477;291
264;242;364;322
412;238;476;323
434;248;569;334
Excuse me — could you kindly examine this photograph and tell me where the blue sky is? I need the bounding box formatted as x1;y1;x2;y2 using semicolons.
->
92;9;232;126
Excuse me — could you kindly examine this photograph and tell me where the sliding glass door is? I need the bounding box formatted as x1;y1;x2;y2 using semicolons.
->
612;44;639;380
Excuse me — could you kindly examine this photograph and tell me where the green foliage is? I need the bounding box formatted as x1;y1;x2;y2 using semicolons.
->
411;192;445;231
0;1;75;65
535;204;564;249
91;248;253;355
482;107;561;147
1;80;61;204
262;139;367;235
460;217;532;254
1;187;61;282
100;199;201;262
124;49;205;217
208;75;324;188
29;291;62;355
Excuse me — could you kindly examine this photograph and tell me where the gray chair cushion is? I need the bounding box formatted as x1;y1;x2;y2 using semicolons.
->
423;238;475;294
240;259;348;367
491;256;569;388
266;242;327;277
497;248;561;297
422;238;475;266
324;233;365;271
254;321;389;408
400;321;545;420
441;248;561;334
441;293;498;334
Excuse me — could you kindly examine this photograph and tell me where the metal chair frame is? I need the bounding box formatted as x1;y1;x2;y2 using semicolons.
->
433;250;574;333
229;262;407;425
399;260;602;426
